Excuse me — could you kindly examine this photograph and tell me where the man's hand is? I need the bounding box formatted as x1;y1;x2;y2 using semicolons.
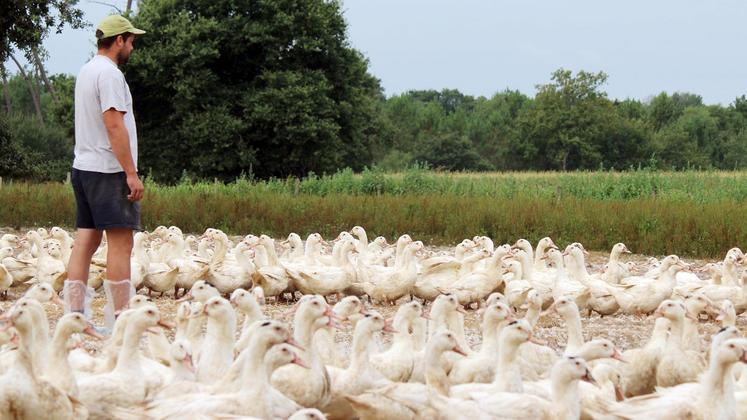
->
126;173;144;201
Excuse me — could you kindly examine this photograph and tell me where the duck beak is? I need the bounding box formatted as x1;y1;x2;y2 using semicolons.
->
582;368;598;386
540;303;556;318
685;312;699;322
175;292;194;303
529;335;547;346
456;305;468;314
292;354;310;369
614;384;625;401
184;353;196;373
741;349;747;364
421;310;431;320
83;324;105;340
51;294;65;308
285;337;304;351
383;319;398;333
325;306;342;320
612;348;627;363
452;345;468;357
158;319;175;330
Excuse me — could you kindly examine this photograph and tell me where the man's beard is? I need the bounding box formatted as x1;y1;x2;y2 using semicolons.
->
117;50;130;65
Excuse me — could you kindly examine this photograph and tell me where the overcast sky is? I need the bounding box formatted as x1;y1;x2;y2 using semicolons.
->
10;0;747;105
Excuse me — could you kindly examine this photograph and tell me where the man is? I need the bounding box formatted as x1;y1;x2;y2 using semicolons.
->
65;15;146;331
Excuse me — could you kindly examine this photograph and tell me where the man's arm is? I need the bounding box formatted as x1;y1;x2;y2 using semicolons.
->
103;108;144;201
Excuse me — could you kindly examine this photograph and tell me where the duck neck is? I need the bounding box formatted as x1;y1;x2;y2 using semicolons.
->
348;327;374;374
722;262;738;285
534;244;548;269
394;240;409;269
241;305;263;331
304;240;318;260
12;326;36;378
134;240;150;266
493;337;523;392
568;254;589;282
609;249;621;264
262;242;280;266
238;337;274;390
479;318;505;356
48;324;74;370
115;322;146;375
238;246;259;268
551;376;581;420
212;239;228;265
355;232;368;255
525;305;541;328
521;255;534;279
664;317;684;349
424;347;450;396
564;311;584;354
207;312;236;345
699;357;736;409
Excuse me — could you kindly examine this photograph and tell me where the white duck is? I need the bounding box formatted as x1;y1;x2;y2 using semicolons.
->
564;245;619;316
44;312;103;396
434;356;597;420
346;331;467;419
371;300;429;382
0;247;13;298
448;301;515;384
607;255;688;315
34;239;67;291
0;304;87;419
272;295;335;408
654;299;705;387
196;296;237;384
358;241;423;304
77;306;171;416
604;338;747;420
315;295;367;367
206;230;253;295
231;288;267;354
325;311;394;419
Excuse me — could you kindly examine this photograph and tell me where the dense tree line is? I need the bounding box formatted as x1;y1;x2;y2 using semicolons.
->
2;0;747;181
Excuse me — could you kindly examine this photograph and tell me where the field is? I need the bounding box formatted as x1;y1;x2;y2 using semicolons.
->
4;168;747;257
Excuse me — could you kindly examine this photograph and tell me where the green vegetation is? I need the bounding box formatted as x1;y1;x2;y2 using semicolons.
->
3;169;747;258
3;1;747;183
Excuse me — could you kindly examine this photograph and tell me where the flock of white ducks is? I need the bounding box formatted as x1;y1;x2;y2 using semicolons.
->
0;226;747;419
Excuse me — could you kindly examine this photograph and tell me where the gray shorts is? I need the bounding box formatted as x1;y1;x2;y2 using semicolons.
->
71;168;141;230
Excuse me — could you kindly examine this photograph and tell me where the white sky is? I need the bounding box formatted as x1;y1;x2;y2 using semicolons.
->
7;0;747;105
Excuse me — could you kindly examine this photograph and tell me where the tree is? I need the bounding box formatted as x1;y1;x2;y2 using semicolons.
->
0;0;86;62
414;132;489;171
126;0;382;181
515;69;624;170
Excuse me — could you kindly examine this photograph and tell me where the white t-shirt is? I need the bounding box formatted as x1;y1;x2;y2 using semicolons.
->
73;55;138;173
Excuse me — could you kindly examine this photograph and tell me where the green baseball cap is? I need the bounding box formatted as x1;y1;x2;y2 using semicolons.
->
96;15;146;38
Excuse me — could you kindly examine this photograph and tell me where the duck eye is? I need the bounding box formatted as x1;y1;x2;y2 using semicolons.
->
261;321;271;327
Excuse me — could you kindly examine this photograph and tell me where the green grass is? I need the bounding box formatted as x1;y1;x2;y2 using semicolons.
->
2;168;747;258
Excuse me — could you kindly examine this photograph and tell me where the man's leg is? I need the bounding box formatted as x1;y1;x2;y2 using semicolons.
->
103;228;134;328
65;228;103;315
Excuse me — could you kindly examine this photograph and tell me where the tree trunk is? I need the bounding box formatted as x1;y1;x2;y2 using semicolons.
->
10;54;44;124
126;0;134;13
31;48;58;102
1;65;11;114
